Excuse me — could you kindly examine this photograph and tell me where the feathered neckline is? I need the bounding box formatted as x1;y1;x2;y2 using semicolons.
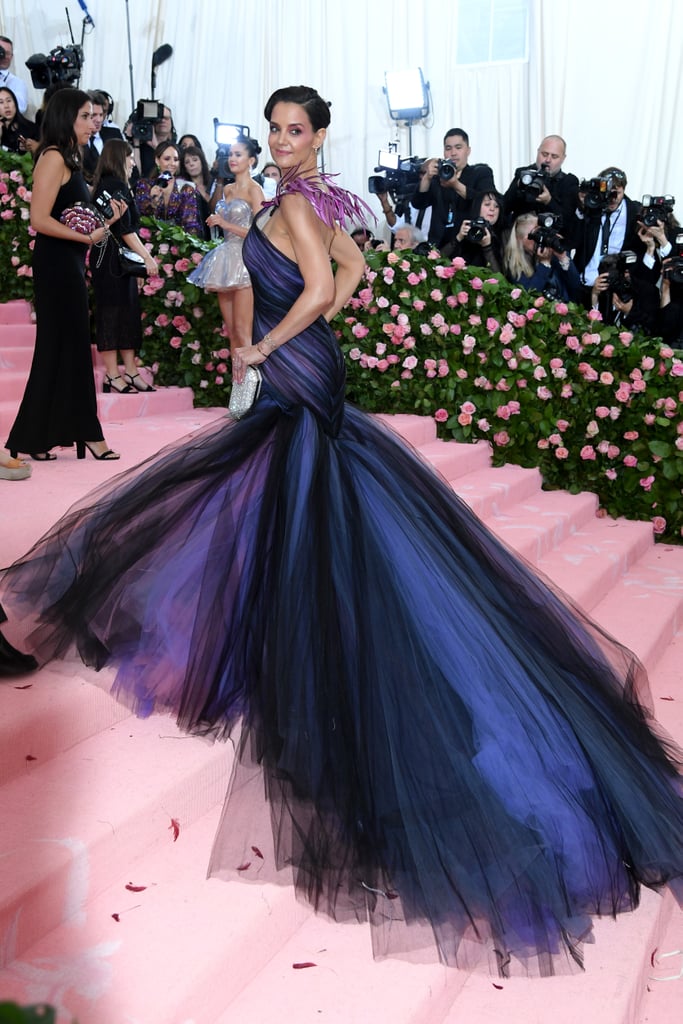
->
261;167;374;231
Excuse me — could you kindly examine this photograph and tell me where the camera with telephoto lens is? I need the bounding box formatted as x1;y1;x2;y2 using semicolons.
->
528;212;566;253
516;164;549;201
579;175;618;213
641;194;675;227
438;159;458;182
129;99;165;142
467;217;489;243
598;250;637;303
368;149;424;217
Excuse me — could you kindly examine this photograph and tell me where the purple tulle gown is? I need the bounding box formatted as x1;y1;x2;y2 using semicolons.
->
1;183;682;977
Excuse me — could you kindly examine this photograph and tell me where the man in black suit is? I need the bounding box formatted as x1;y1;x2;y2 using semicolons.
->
502;134;579;235
82;90;123;182
410;128;495;252
571;167;643;307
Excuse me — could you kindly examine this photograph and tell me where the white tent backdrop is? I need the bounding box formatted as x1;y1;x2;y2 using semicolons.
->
2;0;682;223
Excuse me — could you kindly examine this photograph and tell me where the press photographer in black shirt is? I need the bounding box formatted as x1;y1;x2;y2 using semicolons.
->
410;128;495;252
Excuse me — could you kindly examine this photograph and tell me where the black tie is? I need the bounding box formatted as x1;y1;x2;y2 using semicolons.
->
600;211;612;255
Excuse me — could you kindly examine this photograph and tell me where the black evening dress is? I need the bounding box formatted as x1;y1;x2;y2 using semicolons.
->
1;184;682;978
6;168;104;454
90;175;143;354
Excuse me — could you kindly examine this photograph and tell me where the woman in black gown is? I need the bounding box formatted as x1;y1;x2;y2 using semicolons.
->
1;86;682;977
6;89;126;461
90;139;159;394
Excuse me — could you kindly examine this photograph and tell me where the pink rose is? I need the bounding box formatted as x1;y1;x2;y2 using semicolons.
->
434;408;448;423
555;447;569;460
461;401;476;415
457;412;472;426
537;438;550;449
605;469;617;480
493;431;510;446
639;476;655;491
580;446;596;461
594;406;611;419
652;516;667;535
556;419;569;432
623;455;638;467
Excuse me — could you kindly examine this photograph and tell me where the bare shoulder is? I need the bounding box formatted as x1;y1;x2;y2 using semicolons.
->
33;148;69;184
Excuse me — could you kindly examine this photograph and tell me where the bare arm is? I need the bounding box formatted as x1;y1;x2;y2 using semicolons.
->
31;150;124;245
324;228;366;321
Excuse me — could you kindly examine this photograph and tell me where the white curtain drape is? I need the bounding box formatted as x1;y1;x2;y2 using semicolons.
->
2;0;682;219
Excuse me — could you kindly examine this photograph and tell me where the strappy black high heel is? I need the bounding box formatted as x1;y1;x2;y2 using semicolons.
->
76;441;121;461
103;374;135;394
123;372;156;393
9;450;57;461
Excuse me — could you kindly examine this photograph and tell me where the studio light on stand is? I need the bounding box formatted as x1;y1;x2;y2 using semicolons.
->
383;67;431;152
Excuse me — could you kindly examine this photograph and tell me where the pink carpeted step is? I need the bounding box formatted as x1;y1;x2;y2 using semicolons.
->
417;437;492;480
96;385;197;421
588;549;683;672
376;411;438;448
484;488;599;563
536;517;654;612
0;324;36;354
0;664;131;788
0;710;233;963
0;300;32;325
453;461;543;519
438;889;678;1024
0;805;315;1024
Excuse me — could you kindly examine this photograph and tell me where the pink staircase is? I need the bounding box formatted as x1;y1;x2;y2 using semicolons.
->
0;302;681;1023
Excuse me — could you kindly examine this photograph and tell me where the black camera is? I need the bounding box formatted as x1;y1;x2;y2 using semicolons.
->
26;45;84;89
517;165;549;201
154;171;173;189
528;212;566;253
641;194;675;227
662;235;683;284
438;159;457;182
467;217;489;243
94;189;127;220
579;175;618;213
129;99;165;142
368;150;423;217
598;250;637;303
0;45;5;61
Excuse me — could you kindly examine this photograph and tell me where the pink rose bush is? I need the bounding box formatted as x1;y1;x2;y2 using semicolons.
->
337;248;682;543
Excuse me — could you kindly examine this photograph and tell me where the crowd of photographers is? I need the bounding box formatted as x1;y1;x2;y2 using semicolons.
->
365;131;683;347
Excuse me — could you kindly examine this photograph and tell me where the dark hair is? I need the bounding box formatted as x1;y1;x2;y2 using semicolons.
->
88;89;108;110
444;128;469;145
154;139;180;169
180;144;211;189
264;85;331;132
473;189;504;221
91;138;133;192
599;166;627;186
178;133;203;151
35;88;91;169
233;133;262;164
262;161;281;179
0;36;13;48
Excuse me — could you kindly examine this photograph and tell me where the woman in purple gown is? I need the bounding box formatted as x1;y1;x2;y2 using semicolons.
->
0;86;682;977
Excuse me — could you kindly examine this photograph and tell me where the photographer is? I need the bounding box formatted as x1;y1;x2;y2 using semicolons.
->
571;167;642;305
410;128;495;251
0;35;28;113
504;211;580;302
451;190;505;271
502;135;579;232
125;103;176;180
658;251;683;347
589;251;659;332
134;140;202;236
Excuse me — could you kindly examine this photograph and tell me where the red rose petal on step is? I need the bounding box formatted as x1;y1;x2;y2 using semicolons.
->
236;861;251;871
651;947;658;967
386;890;399;899
659;696;674;701
292;962;317;969
492;983;504;990
125;883;147;892
251;845;264;859
168;817;180;841
25;754;37;762
112;913;120;922
14;684;32;690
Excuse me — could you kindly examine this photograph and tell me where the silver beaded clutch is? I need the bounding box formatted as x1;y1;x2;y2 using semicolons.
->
228;366;262;419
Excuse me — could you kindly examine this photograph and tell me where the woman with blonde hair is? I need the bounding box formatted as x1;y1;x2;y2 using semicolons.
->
504;210;580;301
